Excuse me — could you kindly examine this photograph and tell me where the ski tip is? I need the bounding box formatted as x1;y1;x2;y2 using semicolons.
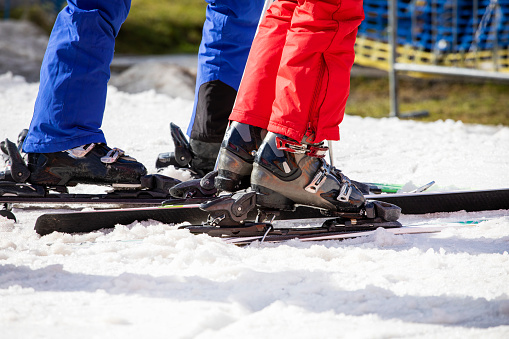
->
0;209;16;222
34;214;58;236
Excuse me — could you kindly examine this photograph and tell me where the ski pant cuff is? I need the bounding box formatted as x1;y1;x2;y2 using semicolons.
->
23;134;107;153
267;121;305;143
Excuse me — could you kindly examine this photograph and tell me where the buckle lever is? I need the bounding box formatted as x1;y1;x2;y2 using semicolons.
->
101;148;125;164
337;176;353;202
305;160;331;193
66;143;95;159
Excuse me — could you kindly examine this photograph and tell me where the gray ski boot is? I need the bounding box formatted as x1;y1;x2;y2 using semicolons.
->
214;121;266;192
250;132;400;221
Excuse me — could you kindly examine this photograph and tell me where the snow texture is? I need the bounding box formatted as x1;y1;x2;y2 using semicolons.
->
1;21;509;339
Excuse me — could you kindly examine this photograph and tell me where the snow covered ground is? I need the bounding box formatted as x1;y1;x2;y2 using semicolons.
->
1;65;509;336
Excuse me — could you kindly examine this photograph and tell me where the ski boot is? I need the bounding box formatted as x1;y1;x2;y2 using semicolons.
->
26;143;147;188
214;121;266;192
168;121;265;198
156;123;220;177
250;132;400;221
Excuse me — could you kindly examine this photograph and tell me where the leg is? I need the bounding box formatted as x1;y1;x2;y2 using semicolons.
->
215;0;299;191
23;0;131;153
229;0;298;129
20;0;146;186
168;0;265;175
187;0;264;140
216;0;383;218
251;0;369;211
268;0;364;143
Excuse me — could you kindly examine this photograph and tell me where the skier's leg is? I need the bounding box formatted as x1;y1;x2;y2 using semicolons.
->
228;0;298;128
267;0;364;143
22;0;146;186
23;0;131;153
215;0;298;191
184;0;265;174
216;0;377;216
251;0;369;212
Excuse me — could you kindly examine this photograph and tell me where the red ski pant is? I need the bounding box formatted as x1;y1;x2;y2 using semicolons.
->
229;0;364;143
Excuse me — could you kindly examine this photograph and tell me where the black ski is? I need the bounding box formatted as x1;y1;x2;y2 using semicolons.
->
0;174;181;205
366;188;509;214
0;190;172;206
33;187;509;236
34;203;326;236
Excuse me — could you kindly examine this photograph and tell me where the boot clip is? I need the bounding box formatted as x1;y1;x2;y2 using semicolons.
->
337;175;353;202
275;137;328;158
305;160;331;193
66;143;95;159
101;148;125;164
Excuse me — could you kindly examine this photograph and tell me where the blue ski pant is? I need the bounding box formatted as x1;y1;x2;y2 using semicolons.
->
23;0;264;153
187;0;265;143
23;0;131;153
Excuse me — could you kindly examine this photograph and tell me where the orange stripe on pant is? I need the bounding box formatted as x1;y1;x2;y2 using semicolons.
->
229;0;364;143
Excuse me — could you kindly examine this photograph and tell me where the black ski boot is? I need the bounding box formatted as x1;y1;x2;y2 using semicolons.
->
156;123;220;177
189;139;221;175
26;143;147;187
251;132;400;221
214;121;266;192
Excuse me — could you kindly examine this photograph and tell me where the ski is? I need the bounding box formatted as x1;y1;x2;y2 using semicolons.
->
369;187;509;214
0;189;175;206
33;203;326;236
0;173;181;205
223;222;479;245
33;187;509;236
45;219;485;248
182;217;403;239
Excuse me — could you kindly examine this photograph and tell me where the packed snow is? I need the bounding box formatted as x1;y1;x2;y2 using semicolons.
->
1;22;509;339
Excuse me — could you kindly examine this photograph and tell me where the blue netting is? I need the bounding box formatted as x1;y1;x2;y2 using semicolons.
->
358;0;509;52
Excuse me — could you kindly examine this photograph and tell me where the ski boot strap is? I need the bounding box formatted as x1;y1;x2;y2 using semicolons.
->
304;159;353;203
275;136;328;158
101;147;137;163
66;143;95;159
66;144;137;164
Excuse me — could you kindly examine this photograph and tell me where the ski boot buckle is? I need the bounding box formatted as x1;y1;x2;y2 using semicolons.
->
305;160;331;194
66;144;95;159
275;137;328;158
